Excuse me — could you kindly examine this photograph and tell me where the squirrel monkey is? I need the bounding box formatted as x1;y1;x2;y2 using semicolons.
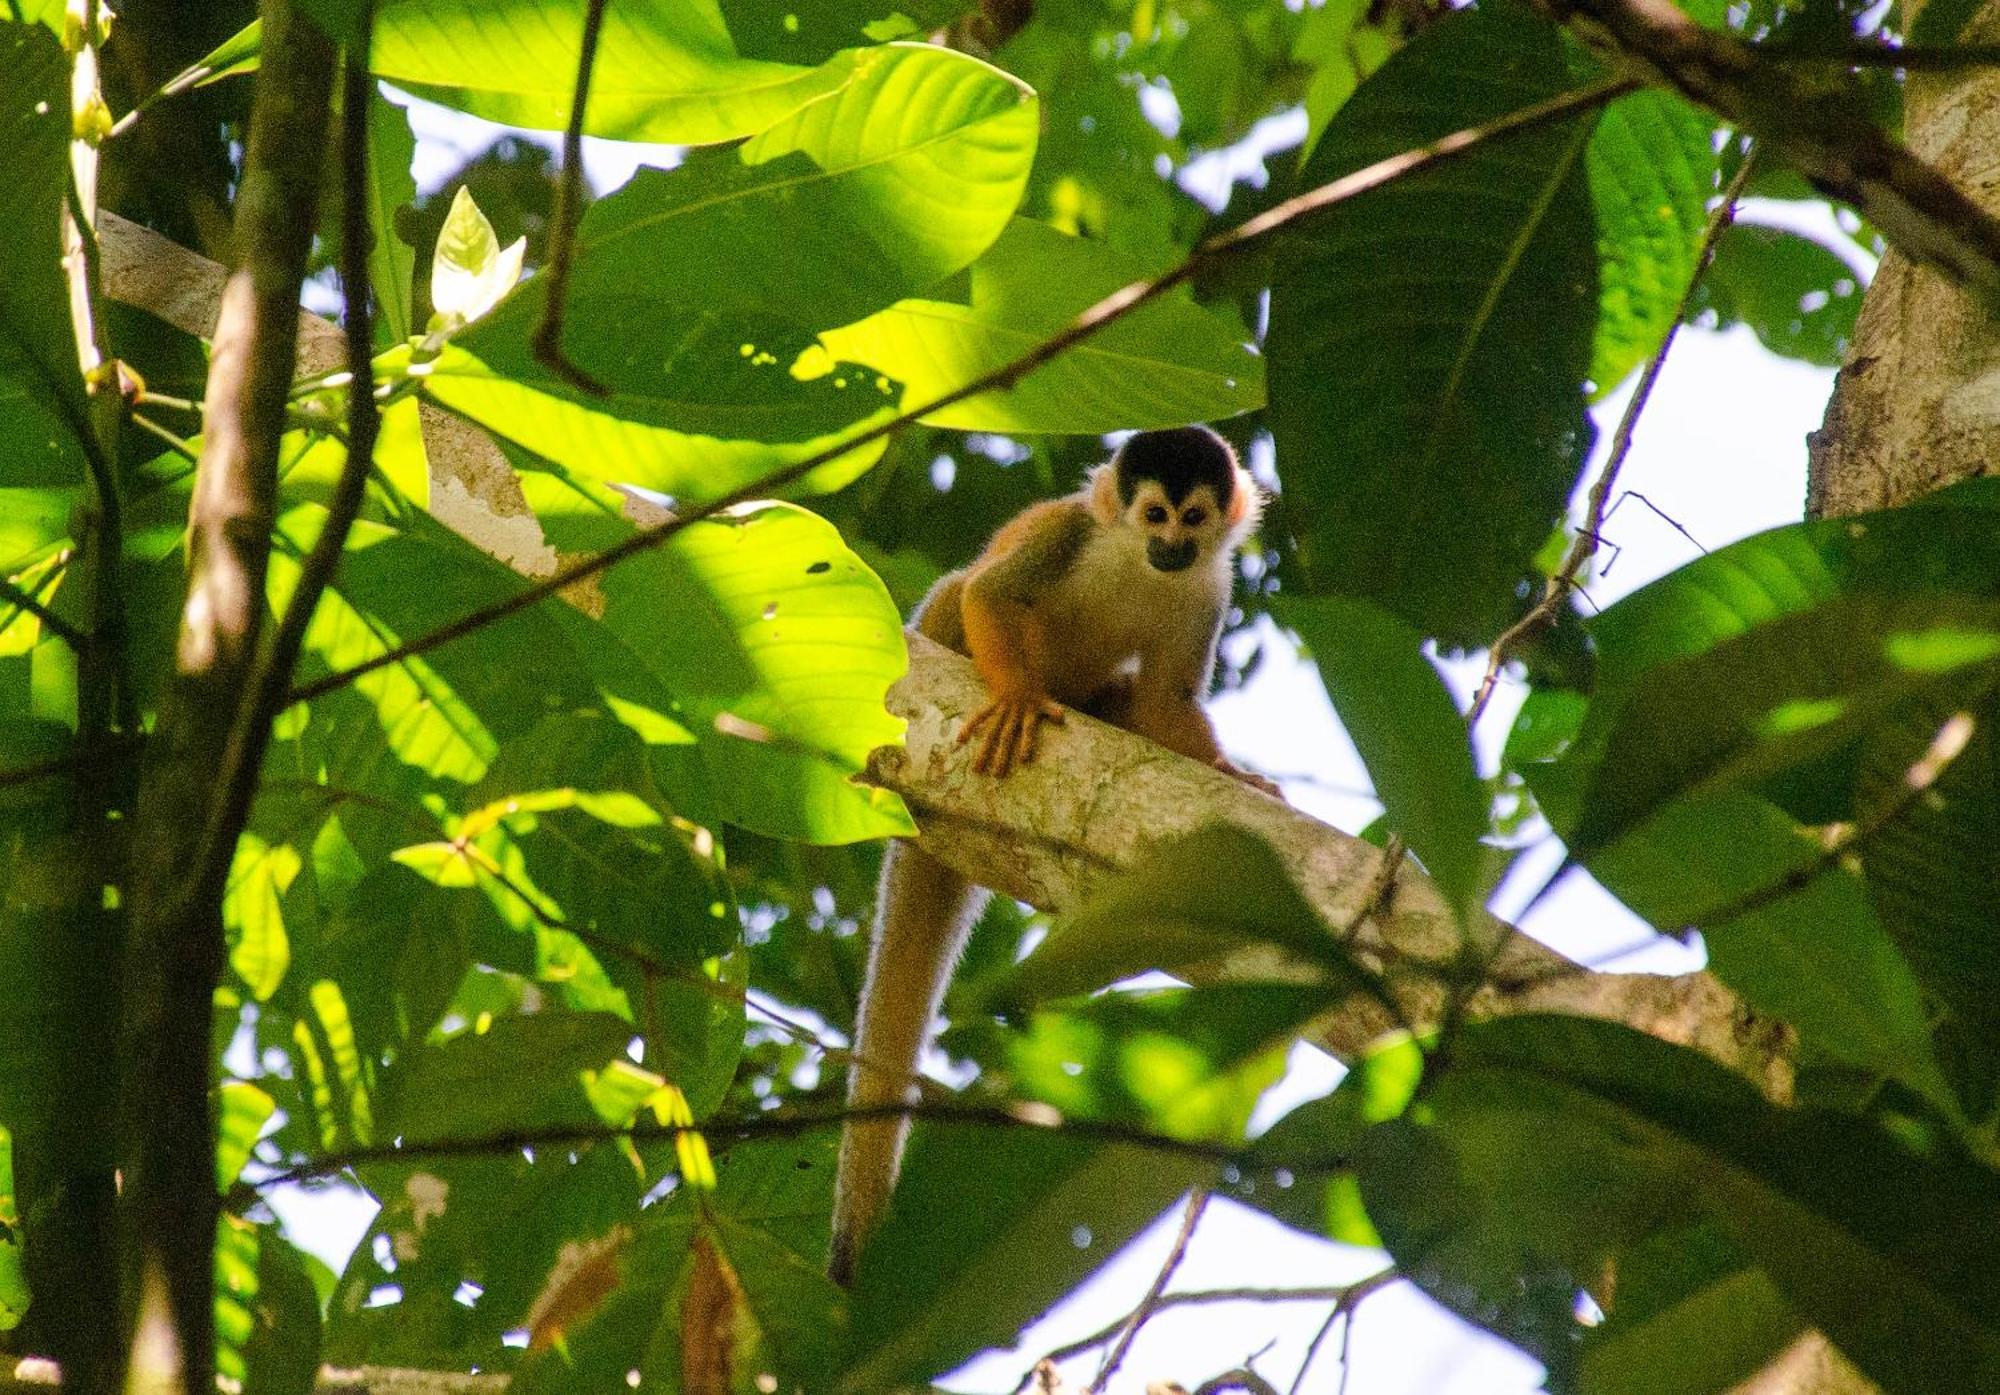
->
829;426;1276;1283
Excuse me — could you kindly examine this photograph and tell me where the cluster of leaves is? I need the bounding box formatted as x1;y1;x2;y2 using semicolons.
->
0;0;1992;1391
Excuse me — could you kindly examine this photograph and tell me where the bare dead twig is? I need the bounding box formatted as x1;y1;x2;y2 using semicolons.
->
1288;1269;1398;1395
288;76;1637;709
1468;149;1759;725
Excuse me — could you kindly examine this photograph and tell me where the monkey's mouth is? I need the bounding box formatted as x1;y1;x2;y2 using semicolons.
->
1148;539;1199;572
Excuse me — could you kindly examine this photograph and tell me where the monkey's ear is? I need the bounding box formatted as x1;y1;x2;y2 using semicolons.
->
1087;463;1123;524
1225;466;1255;527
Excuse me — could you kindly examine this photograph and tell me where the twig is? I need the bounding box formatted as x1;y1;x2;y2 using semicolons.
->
529;0;611;396
1468;149;1758;725
194;8;382;903
1694;709;1977;930
129;410;201;463
1017;1289;1366;1392
1095;1190;1212;1393
233;1102;1348;1204
290;76;1637;708
0;576;85;650
1289;1270;1397;1395
1193;1371;1279;1395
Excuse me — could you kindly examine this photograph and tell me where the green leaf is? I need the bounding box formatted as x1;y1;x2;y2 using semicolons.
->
1579;1223;1804;1395
215;1081;275;1191
229;1224;323;1395
999;825;1379;1005
1690;221;1862;369
589;502;912;845
1586;790;1954;1115
428;186;524;330
1853;696;2000;1049
841;1125;1209;1392
1007;985;1311;1142
0;21;87;487
1267;3;1598;644
1294;0;1399;161
424;320;898;503
821;218;1263;432
1234;1034;1423;1245
1278;595;1486;917
1572;591;2000;857
224;834;300;1002
1583;91;1718;396
372;0;846;144
1585;477;2000;702
1437;1016;2000;1395
0;1129;26;1331
366;91;419;343
378;1011;635;1142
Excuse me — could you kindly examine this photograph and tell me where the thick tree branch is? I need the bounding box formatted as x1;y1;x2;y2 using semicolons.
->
876;635;1793;1092
118;4;334;1391
1536;0;2000;299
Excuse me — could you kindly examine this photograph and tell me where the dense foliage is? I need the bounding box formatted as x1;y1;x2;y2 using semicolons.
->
1;0;1994;1392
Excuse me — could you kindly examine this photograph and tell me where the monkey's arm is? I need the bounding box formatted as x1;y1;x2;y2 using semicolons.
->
1132;604;1282;795
957;502;1093;777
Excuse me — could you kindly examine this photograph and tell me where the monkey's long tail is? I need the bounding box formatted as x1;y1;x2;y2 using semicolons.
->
829;840;986;1285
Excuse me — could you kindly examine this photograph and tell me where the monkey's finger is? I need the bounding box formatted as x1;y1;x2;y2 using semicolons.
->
976;712;1012;775
1038;699;1065;725
995;709;1028;777
959;703;998;744
1018;708;1052;766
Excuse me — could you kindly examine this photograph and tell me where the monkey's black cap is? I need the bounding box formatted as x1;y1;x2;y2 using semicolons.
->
1113;426;1238;508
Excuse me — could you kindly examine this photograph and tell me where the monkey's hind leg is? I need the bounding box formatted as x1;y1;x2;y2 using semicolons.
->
829;840;985;1285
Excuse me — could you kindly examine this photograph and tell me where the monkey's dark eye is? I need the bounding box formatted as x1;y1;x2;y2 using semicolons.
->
1144;505;1169;525
1182;507;1207;527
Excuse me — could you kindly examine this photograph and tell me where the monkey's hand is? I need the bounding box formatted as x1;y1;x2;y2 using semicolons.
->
960;688;1066;777
1216;758;1284;799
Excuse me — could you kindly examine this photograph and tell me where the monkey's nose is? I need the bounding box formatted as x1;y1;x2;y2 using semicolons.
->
1148;538;1198;572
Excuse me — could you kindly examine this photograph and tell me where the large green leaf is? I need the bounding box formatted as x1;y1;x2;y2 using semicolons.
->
999;824;1383;1007
1278;595;1486;917
1852;697;2000;1051
426;44;1035;499
1586;477;2000;702
1583;90;1717;396
1424;1016;2000;1395
1266;3;1598;644
720;0;974;63
372;0;842;144
1004;985;1308;1143
589;502;912;845
366;91;418;344
1572;591;2000;857
0;21;86;486
1578;1223;1803;1395
820;218;1263;432
841;1125;1209;1392
1584;789;1953;1115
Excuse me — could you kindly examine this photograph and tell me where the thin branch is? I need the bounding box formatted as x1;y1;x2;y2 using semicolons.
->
1469;148;1758;725
1095;1189;1212;1393
0;576;85;649
290;75;1637;708
1694;709;1977;930
129;410;202;463
196;9;382;901
1754;39;2000;71
528;0;611;396
1015;1286;1376;1390
1289;1270;1398;1395
235;1101;1351;1203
